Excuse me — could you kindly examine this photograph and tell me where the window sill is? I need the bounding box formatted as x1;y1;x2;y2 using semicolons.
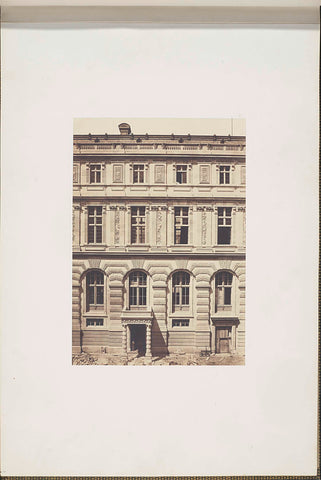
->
84;311;106;315
83;326;108;330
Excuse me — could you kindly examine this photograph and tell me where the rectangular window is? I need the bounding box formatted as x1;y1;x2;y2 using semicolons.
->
217;207;232;245
176;165;187;184
90;164;102;183
219;166;230;184
172;319;190;327
172;272;190;312
133;164;145;183
88;206;102;243
215;272;233;312
174;207;189;244
129;272;147;307
131;206;146;243
86;318;104;327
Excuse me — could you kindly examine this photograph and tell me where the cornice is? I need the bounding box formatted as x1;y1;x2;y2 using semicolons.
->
73;252;246;259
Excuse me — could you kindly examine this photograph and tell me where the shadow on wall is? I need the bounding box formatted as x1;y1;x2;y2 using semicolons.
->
152;319;169;356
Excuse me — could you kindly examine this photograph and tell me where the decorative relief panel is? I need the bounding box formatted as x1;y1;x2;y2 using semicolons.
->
155;164;165;183
114;210;120;244
73;165;79;183
156;210;162;245
201;211;207;245
113;164;123;183
200;165;210;184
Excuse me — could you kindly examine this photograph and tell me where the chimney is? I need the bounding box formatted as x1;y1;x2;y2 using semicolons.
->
118;123;131;135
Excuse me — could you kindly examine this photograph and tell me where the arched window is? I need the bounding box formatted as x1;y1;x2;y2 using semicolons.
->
172;271;190;312
86;270;104;311
215;271;233;312
129;271;147;308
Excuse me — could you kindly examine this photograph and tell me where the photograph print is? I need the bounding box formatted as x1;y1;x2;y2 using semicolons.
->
72;118;246;366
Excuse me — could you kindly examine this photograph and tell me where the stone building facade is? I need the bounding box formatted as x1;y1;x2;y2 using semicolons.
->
72;122;246;360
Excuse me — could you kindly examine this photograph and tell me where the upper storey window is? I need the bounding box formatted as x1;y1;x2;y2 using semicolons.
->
176;165;187;184
174;207;189;244
133;164;145;183
90;164;102;183
131;206;146;244
88;206;102;244
217;207;232;245
219;166;230;184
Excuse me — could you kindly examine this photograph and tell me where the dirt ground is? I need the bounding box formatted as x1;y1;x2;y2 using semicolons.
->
72;351;245;366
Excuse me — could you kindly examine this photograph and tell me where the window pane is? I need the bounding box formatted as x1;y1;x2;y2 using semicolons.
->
88;286;95;304
182;286;189;305
218;227;231;245
130;287;137;306
224;287;231;305
88;226;94;243
181;226;188;244
96;272;104;284
139;287;146;305
96;286;104;304
96;226;102;243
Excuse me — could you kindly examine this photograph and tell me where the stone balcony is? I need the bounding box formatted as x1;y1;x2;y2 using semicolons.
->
73;142;246;156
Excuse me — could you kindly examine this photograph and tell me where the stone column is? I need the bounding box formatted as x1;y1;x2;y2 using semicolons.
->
122;323;128;358
102;205;107;244
145;324;152;359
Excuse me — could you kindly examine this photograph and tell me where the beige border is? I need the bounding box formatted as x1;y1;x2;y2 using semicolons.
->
1;6;319;24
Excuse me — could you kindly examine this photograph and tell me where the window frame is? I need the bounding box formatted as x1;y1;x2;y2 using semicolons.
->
219;165;231;185
172;271;190;312
214;271;233;313
133;164;145;184
87;206;103;244
85;270;105;312
174;206;189;245
89;164;102;184
130;206;146;244
217;207;232;245
175;164;188;184
172;318;190;327
128;271;148;309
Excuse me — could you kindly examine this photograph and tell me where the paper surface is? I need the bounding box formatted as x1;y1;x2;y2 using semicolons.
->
1;22;318;476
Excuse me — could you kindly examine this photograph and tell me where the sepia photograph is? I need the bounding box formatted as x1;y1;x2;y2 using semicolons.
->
72;118;246;366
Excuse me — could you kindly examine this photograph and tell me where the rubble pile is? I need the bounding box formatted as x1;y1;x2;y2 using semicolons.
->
72;352;245;366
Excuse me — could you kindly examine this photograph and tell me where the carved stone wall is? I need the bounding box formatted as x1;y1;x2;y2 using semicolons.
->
155;164;165;183
113;164;123;183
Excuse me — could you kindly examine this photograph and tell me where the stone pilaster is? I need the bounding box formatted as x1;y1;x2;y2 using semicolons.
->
122;323;128;359
194;272;211;351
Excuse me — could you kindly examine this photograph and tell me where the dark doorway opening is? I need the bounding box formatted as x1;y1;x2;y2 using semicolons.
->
130;325;146;355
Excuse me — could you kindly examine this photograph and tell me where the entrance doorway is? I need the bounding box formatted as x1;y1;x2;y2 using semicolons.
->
216;327;232;353
130;325;146;355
